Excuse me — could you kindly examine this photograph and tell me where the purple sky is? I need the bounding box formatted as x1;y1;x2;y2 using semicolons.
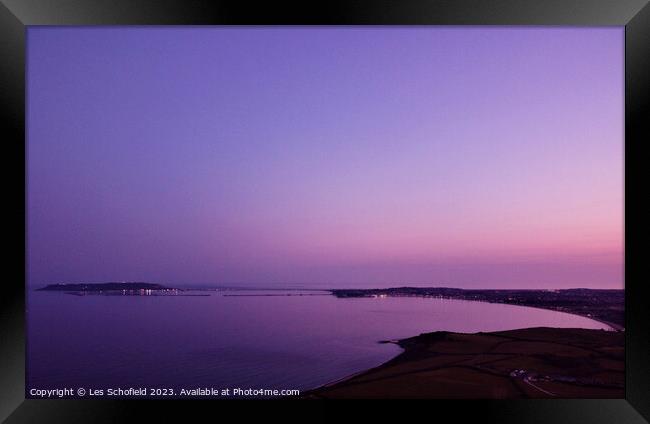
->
27;27;623;289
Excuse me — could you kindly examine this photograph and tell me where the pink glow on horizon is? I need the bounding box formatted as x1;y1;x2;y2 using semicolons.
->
27;27;623;288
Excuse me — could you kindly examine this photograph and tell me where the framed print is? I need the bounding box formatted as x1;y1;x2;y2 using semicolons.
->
1;0;648;422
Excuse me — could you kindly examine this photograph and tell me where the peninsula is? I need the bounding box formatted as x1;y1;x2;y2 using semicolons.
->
37;282;176;292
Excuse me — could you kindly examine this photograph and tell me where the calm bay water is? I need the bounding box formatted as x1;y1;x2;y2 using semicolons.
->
27;289;610;395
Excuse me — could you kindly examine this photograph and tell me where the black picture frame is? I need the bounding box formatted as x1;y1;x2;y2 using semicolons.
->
1;0;648;422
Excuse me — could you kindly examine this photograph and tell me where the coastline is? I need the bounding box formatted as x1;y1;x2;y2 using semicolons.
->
310;342;406;391
329;288;624;330
304;292;623;396
304;327;625;399
459;299;624;332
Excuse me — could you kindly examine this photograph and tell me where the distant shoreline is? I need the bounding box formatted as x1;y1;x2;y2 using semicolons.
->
37;282;177;292
35;283;624;330
330;287;625;330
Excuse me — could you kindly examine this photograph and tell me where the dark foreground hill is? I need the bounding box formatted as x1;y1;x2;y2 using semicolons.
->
305;327;624;399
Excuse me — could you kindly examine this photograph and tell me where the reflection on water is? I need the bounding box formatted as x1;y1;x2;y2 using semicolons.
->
27;289;610;393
